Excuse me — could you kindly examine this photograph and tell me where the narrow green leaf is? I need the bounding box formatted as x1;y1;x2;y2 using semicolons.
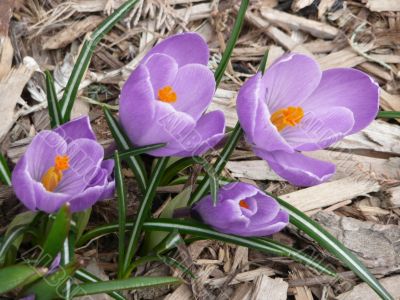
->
0;153;11;186
45;70;62;128
189;123;243;205
209;174;219;206
22;261;80;300
0;264;47;294
59;0;139;122
276;197;393;300
40;204;71;267
103;107;147;194
61;234;75;300
73;208;92;242
71;276;181;297
142;187;192;253
78;219;335;276
377;111;400;119
160;157;197;185
123;157;169;277
214;0;250;85
75;269;126;300
114;150;127;279
0;226;30;264
168;175;233;186
157;255;195;279
118;143;166;159
259;49;270;75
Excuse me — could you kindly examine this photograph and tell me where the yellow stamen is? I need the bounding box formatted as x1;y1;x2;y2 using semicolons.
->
270;106;304;132
239;200;250;209
41;155;70;192
157;85;177;103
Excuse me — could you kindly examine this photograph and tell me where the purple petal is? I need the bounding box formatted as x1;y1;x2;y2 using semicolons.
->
237;73;293;153
256;149;335;186
173;110;225;157
54;116;96;142
23;131;68;181
242;210;289;237
247;192;281;225
263;53;321;112
32;182;70;213
281;106;355;151
142;32;209;67
120;65;156;144
56;138;104;194
303;68;379;134
137;101;196;156
144;53;178;92
171;64;215;120
69;185;105;212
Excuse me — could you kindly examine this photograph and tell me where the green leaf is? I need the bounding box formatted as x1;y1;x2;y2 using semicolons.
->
189;123;243;205
276;196;393;300
40;204;71;267
45;70;62;128
209;174;219;206
0;264;47;294
0;226;30;265
22;261;80;300
118;143;166;159
61;235;75;300
258;49;270;75
160;157;197;185
78;219;335;276
214;0;250;85
377;111;400;119
73;208;92;242
75;269;126;300
123;157;169;277
70;276;181;297
142;187;192;253
103;107;147;194
0;153;11;186
59;0;139;122
114;151;127;278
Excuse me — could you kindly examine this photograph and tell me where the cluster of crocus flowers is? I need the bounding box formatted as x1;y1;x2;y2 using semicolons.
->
12;116;115;213
119;32;225;157
237;53;379;186
193;182;289;236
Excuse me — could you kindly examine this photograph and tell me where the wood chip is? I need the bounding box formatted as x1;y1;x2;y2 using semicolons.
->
164;284;193;300
314;211;400;271
364;0;400;12
206;268;275;288
43;16;104;50
291;0;315;12
260;7;339;39
250;275;288;300
0;62;36;141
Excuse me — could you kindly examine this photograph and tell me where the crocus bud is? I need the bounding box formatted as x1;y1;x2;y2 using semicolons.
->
193;182;289;237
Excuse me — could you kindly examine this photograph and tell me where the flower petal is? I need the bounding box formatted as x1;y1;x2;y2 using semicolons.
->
143;102;197;156
256;149;335;186
54;116;96;142
144;53;178;92
24;131;68;181
281;106;355;151
120;65;156;143
69;185;105;212
303;68;379;134
56;138;104;194
142;32;209;67
237;73;293;153
173;110;225;157
263;53;322;112
171;64;215;120
245;210;289;236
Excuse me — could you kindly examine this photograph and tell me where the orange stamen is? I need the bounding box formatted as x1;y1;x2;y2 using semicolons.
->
41;155;70;192
270;106;304;132
239;200;250;209
157;85;177;103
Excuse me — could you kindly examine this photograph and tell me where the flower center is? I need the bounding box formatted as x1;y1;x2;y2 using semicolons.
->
157;85;177;103
239;199;250;209
270;106;304;132
41;155;70;192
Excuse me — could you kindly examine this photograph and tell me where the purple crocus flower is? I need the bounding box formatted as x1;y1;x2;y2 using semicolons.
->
237;53;379;186
119;32;225;157
193;182;289;237
12;116;115;213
